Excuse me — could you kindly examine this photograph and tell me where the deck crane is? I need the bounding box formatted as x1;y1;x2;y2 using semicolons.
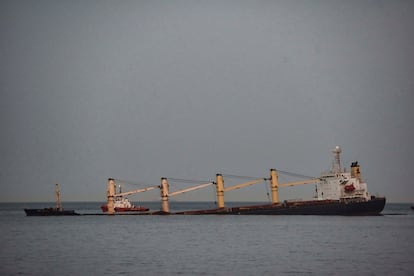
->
214;170;320;208
106;170;320;214
106;178;158;215
160;178;214;213
215;175;266;209
270;169;320;204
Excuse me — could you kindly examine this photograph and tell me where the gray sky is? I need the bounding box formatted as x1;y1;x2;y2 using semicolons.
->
1;0;413;203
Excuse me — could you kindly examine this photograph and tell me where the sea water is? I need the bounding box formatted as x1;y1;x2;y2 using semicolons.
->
1;202;413;275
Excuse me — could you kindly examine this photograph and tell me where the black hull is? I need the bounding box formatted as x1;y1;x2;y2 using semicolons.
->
24;208;79;216
175;197;386;216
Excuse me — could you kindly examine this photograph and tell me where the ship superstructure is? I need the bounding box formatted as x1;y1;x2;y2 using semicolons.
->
317;146;371;202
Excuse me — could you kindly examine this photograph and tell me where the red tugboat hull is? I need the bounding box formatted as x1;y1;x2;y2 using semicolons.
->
100;205;149;213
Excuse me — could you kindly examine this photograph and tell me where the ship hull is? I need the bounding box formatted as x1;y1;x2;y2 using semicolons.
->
175;197;386;216
24;208;79;216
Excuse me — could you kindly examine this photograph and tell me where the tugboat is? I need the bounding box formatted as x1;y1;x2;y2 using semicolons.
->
101;184;149;213
24;184;79;216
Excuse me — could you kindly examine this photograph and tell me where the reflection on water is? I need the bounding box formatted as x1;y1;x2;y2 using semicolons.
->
1;202;413;275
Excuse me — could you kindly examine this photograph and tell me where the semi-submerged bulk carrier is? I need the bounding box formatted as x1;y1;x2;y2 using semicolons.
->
104;146;386;215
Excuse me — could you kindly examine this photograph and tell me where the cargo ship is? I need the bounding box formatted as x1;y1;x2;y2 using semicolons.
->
178;146;385;215
104;146;386;216
24;184;79;216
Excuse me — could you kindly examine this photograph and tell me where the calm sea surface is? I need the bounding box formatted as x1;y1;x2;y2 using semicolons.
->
1;202;413;275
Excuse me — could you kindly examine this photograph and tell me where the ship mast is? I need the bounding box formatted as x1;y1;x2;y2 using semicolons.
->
55;183;62;211
331;146;342;174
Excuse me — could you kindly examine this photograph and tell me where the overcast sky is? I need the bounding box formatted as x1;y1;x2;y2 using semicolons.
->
1;0;413;203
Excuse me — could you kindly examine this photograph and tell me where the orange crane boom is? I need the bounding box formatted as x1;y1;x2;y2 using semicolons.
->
223;178;266;192
278;178;320;188
169;182;214;197
114;185;158;197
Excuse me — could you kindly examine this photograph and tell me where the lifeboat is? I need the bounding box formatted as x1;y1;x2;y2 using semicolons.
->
344;184;356;192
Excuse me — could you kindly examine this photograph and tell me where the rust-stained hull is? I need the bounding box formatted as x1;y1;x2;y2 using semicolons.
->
24;208;79;216
174;197;386;216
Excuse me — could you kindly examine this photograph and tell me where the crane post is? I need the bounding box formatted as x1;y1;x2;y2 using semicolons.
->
160;178;170;213
107;178;115;215
55;183;62;211
270;169;279;204
216;174;225;208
